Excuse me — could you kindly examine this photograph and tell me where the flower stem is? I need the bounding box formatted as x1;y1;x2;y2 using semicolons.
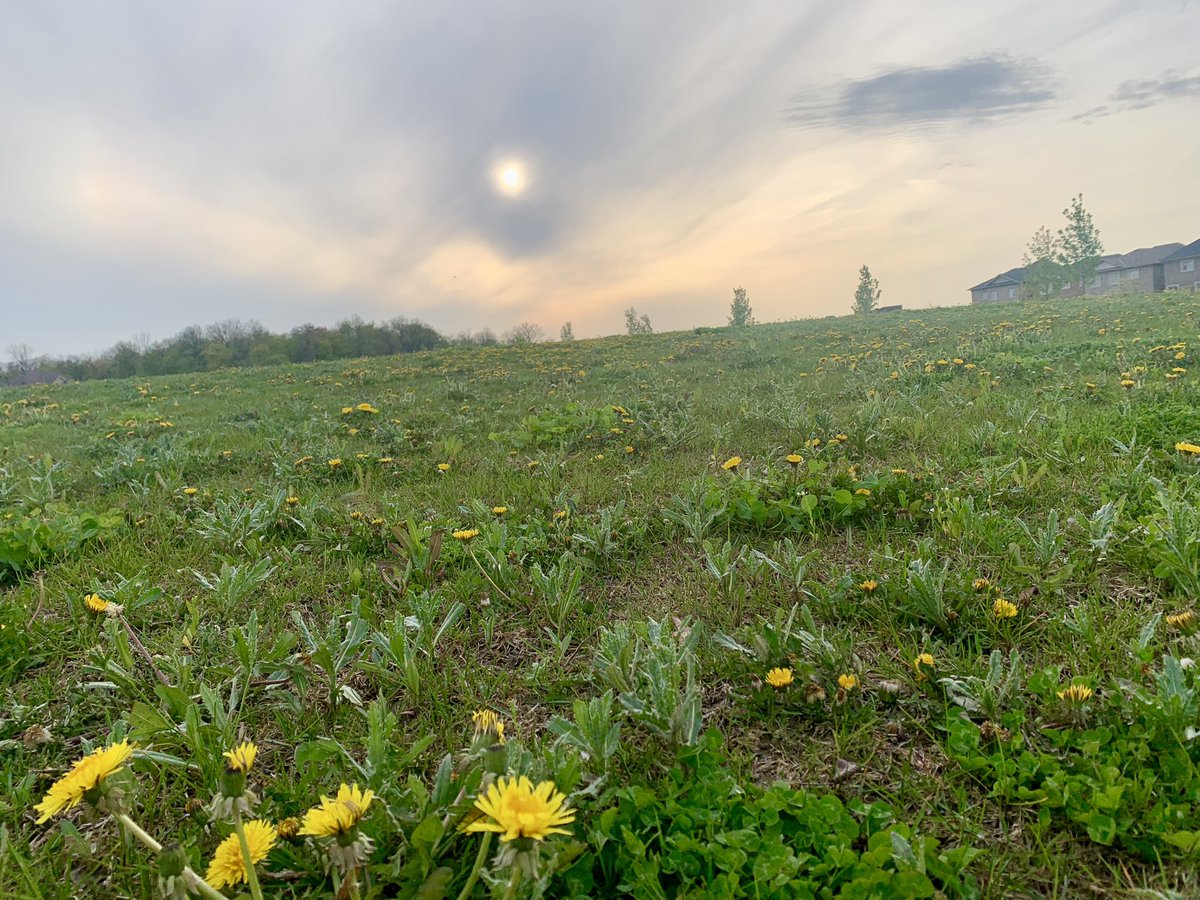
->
467;547;516;605
455;832;493;900
501;865;523;900
115;814;226;900
115;812;162;853
233;812;265;900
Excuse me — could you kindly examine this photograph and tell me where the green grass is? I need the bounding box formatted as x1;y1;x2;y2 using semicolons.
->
3;294;1200;898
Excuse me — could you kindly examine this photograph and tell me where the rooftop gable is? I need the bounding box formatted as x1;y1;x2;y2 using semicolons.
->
1162;239;1200;263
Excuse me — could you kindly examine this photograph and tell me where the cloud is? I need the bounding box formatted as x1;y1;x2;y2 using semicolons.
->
1074;69;1200;121
784;55;1055;131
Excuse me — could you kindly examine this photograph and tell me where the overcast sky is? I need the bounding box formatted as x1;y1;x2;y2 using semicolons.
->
3;1;1199;357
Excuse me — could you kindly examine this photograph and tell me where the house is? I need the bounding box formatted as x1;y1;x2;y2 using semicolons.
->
969;267;1026;304
1063;243;1182;297
4;368;67;386
1162;239;1200;292
874;304;903;312
970;241;1191;303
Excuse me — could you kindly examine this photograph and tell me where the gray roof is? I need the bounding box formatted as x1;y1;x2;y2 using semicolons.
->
1162;239;1200;263
1119;243;1184;267
970;267;1027;292
974;242;1188;290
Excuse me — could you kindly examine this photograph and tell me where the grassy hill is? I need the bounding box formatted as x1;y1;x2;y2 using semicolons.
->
3;294;1200;897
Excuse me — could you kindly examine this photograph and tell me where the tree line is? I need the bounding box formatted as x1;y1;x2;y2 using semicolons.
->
3;316;453;384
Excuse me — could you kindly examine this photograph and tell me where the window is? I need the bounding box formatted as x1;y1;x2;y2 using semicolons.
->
1089;276;1101;288
1167;284;1180;291
1126;268;1139;280
1182;259;1196;273
1194;282;1200;291
988;290;997;301
1108;272;1121;285
1008;287;1016;299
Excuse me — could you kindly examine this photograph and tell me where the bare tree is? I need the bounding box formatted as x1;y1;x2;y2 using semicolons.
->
6;343;34;373
504;322;545;345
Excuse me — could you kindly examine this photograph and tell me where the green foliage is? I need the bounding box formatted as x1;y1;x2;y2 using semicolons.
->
853;264;881;314
728;286;754;327
0;503;123;581
947;652;1200;860
1055;193;1104;289
558;731;981;898
624;306;653;335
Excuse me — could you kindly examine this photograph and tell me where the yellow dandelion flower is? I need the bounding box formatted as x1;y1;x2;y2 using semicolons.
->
205;820;277;890
785;454;803;465
1166;609;1197;632
84;593;110;614
471;709;506;744
624;445;635;454
992;598;1018;619
913;653;936;680
492;506;508;515
859;579;878;592
527;460;540;469
183;486;198;496
341;406;354;415
837;673;859;691
721;456;742;471
438;462;451;472
765;667;794;689
463;776;575;842
1120;379;1136;388
294;455;313;466
286;496;299;505
299;783;375;837
34;741;135;823
1057;683;1093;703
277;817;301;841
222;741;257;774
552;509;568;520
972;578;990;591
855;487;871;496
452;528;480;541
328;458;343;469
1175;441;1200;455
355;403;379;414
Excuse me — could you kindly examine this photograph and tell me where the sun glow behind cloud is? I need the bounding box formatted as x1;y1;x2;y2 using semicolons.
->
492;160;528;197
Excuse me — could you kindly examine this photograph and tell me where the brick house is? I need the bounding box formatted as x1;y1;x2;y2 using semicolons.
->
969;267;1026;303
1162;239;1200;292
970;241;1189;303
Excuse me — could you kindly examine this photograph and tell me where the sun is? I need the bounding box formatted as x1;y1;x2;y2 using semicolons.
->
493;160;528;197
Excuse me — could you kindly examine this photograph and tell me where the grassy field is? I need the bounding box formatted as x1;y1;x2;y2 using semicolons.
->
3;294;1200;898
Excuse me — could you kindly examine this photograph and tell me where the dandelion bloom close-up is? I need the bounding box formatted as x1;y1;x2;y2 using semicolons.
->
463;775;575;842
223;741;257;774
766;667;794;688
721;455;742;470
300;783;376;837
84;593;110;614
35;740;135;823
1057;683;1093;704
452;528;480;541
205;820;277;890
992;598;1018;619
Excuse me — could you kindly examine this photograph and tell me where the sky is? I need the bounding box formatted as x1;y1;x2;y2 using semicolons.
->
2;1;1199;358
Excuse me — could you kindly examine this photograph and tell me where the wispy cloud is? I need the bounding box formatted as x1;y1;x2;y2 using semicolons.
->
1074;68;1200;121
784;55;1055;131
